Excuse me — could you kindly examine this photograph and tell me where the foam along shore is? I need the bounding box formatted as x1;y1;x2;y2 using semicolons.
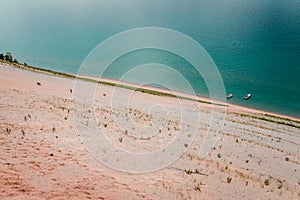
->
0;60;300;199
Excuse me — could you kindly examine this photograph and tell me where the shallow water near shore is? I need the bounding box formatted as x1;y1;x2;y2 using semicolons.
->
0;0;300;117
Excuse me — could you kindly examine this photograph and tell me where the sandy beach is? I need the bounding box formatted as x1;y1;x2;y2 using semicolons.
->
0;61;299;199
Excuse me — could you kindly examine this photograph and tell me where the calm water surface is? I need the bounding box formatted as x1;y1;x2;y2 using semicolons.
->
0;0;299;117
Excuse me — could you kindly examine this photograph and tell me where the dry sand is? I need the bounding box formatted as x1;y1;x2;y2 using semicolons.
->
0;62;299;199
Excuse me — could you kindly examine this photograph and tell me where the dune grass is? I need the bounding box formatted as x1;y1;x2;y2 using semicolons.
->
1;60;225;106
2;59;299;128
239;113;300;129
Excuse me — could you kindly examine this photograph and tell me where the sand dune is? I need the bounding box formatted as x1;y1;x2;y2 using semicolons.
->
0;62;299;199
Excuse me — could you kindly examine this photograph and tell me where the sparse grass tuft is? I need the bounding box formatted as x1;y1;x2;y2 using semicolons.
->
6;128;11;134
217;153;221;158
227;177;232;183
194;183;201;191
264;179;270;186
277;179;283;189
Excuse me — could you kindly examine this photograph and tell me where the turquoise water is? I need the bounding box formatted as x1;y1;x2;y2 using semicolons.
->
1;0;300;117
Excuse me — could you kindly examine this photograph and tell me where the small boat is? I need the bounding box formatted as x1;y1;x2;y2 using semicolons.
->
244;93;251;100
226;94;233;99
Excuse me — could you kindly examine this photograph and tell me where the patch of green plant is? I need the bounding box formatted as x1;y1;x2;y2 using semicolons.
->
135;88;177;98
264;113;299;124
239;113;300;129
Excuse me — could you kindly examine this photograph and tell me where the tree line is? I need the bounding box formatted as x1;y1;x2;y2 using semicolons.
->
0;52;19;63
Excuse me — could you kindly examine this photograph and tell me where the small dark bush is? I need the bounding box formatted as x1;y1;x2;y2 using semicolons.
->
227;177;232;183
264;179;270;186
285;157;289;161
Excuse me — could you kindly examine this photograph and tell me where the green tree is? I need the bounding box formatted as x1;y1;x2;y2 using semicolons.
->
5;52;13;62
0;53;4;60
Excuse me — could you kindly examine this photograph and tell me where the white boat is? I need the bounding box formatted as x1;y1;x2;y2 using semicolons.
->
244;93;251;100
226;94;233;99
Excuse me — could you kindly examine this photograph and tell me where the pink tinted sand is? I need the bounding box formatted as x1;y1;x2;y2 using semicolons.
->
0;62;299;199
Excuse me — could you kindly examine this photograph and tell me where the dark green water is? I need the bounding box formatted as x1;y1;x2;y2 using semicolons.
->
1;0;300;117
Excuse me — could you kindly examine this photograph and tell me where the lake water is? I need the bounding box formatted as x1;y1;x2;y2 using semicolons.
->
1;0;300;117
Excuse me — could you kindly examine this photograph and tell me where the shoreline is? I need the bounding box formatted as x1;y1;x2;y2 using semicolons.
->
1;59;300;199
1;59;299;123
76;74;300;123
